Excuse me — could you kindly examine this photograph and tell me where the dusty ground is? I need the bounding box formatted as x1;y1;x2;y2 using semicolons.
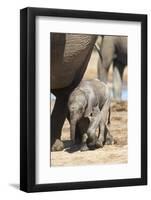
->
51;101;127;166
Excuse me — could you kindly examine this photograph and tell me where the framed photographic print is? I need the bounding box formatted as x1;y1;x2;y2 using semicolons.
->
20;7;147;192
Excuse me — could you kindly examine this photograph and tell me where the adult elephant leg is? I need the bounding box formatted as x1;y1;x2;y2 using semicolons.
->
97;58;108;83
113;66;122;100
51;95;69;151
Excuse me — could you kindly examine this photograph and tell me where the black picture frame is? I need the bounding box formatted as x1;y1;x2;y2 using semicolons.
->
20;7;147;192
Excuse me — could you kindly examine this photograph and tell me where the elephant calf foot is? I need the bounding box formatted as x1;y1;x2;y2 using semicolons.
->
51;139;64;151
96;139;104;148
105;136;116;145
80;144;89;151
87;142;96;150
87;135;97;150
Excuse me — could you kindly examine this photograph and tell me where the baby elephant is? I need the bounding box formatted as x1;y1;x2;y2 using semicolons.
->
68;79;114;151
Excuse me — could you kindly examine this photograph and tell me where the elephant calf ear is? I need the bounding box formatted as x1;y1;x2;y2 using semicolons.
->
83;90;98;118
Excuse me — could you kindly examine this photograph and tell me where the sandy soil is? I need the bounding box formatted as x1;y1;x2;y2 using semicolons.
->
51;101;127;166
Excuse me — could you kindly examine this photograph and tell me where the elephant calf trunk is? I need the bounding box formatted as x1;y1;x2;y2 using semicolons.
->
86;128;97;150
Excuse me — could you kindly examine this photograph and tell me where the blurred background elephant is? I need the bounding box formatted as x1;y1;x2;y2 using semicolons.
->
51;33;97;151
96;36;127;100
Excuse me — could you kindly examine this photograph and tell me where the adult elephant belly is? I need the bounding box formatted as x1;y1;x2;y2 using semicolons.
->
51;34;96;89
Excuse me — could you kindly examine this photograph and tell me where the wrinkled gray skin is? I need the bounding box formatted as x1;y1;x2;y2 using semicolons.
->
68;79;114;151
51;33;97;151
97;36;127;100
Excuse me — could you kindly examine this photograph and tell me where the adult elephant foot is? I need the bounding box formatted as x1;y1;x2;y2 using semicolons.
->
51;139;64;151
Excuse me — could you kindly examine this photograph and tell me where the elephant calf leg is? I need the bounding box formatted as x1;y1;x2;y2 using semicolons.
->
96;99;111;148
105;125;115;145
96;122;105;148
80;133;89;151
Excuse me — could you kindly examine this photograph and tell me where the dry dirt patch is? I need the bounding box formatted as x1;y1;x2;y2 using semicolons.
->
51;101;128;167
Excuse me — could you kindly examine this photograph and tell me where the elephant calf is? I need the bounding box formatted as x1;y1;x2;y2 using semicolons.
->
68;79;114;151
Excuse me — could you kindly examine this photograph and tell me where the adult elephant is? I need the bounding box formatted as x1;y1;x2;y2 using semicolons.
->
96;36;127;100
51;33;97;151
